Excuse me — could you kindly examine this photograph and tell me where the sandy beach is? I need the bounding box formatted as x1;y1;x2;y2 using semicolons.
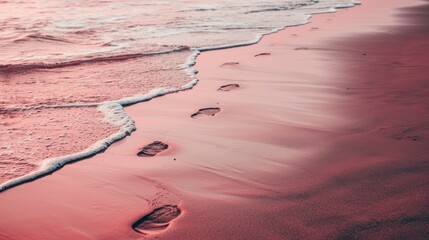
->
0;0;428;239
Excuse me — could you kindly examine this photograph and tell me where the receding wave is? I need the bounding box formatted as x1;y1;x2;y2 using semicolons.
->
0;46;190;73
12;33;74;43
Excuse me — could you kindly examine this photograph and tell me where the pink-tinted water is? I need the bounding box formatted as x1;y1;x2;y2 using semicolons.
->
0;51;191;106
0;107;117;184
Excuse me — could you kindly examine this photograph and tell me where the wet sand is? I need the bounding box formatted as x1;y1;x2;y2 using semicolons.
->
0;0;428;239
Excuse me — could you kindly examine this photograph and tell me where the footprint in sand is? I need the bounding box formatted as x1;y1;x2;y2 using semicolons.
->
378;126;422;141
137;141;168;157
295;47;311;51
191;107;220;118
132;205;181;235
254;52;271;57
217;84;240;92
220;62;239;67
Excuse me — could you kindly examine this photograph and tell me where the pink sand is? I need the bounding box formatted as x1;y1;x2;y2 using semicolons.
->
0;0;428;239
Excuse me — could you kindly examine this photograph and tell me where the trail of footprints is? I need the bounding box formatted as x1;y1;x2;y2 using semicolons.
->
133;56;259;235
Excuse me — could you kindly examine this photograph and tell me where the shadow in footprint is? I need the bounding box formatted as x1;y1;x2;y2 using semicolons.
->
217;84;240;92
191;107;220;118
137;141;169;157
132;205;181;235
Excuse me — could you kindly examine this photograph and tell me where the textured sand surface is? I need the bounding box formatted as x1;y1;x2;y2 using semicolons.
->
0;0;427;239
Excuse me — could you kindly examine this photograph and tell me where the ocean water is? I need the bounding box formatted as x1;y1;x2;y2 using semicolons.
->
0;0;359;190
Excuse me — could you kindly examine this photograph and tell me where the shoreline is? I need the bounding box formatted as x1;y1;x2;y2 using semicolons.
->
1;0;428;239
0;2;361;192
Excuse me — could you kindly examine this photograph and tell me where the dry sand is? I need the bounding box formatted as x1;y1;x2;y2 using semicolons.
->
0;0;428;239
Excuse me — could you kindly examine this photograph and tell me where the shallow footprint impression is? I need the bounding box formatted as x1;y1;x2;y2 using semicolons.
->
191;107;221;118
220;62;239;67
217;84;240;92
132;205;182;235
137;141;169;157
254;52;271;57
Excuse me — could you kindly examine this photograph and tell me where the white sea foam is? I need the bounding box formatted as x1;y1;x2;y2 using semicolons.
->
0;103;134;191
0;50;201;192
0;0;360;191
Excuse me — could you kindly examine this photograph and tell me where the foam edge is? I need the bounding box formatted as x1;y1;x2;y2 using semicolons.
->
0;50;201;192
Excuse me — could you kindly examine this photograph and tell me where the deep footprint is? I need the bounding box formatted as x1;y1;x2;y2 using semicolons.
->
137;141;168;157
132;205;181;235
217;84;240;92
191;107;221;118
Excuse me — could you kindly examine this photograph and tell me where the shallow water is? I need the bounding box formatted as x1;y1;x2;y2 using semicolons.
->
0;0;356;67
0;0;358;188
